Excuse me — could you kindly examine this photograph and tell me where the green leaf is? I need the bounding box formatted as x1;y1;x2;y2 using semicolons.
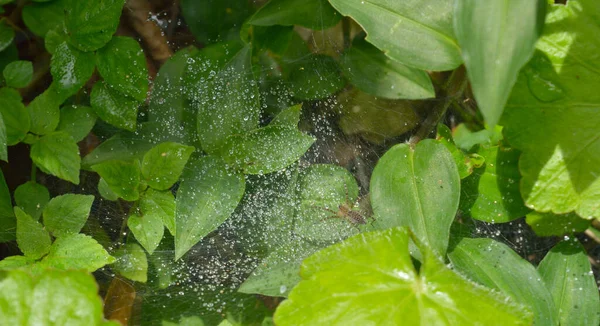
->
538;239;600;326
27;84;62;135
57;105;97;142
454;0;546;127
0;171;14;242
128;212;164;255
250;25;294;55
216;105;315;175
112;243;148;283
0;110;6;161
448;237;557;326
91;160;141;201
43;194;94;237
91;81;139;131
502;0;600;219
452;123;503;151
98;177;119;201
459;145;530;223
328;0;461;71
195;45;260;153
141;142;195;190
42;234;115;271
0;87;30;145
3;61;33;88
274;228;532;325
96;36;149;101
525;211;591;237
140;188;176;236
15;207;51;259
65;0;125;52
82;132;153;169
247;0;340;30
0;19;14;52
0;43;17;84
175;156;245;260
22;0;67;37
370;139;460;257
0;270;106;325
50;41;96;98
0;256;35;270
14;181;50;220
180;0;251;44
45;25;68;55
287;54;345;100
341;38;434;99
30;131;80;184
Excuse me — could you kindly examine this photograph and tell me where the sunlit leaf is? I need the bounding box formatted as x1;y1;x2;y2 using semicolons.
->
42;234;115;272
112;243;148;283
526;211;591;237
140;188;176;237
43;194;94;237
128;212;164;255
15;207;51;259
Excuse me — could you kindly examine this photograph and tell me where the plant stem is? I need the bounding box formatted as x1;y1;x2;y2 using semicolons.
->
30;163;37;184
342;17;351;49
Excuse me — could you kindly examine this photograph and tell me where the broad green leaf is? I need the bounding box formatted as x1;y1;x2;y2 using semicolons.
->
0;44;17;83
14;207;51;259
142;142;195;190
195;45;260;153
50;42;96;97
249;25;294;55
21;0;67;37
98;177;119;201
525;211;591;237
502;0;600;219
454;0;546;127
0;171;14;242
112;243;148;283
91;160;141;201
27;84;62;135
180;0;251;44
328;0;461;71
3;61;33;88
128;212;164;255
459;145;530;223
30;131;80;184
82;131;153;169
0;20;14;52
275;228;532;325
247;0;340;30
43;194;94;237
538;239;600;326
42;234;115;271
436;124;482;179
452;123;503;151
0;87;30;145
0;270;106;325
45;25;68;55
140;188;176;236
370;139;460;256
57;105;97;142
65;0;125;52
287;54;345;100
14;181;50;220
96;37;149;101
341;38;434;99
175;156;245;260
0;112;6;161
91;81;139;131
0;256;35;270
448;237;557;326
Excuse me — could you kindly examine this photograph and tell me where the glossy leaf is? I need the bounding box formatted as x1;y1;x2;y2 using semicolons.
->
448;237;557;326
247;0;340;30
538;239;600;326
370;139;460;256
454;0;546;127
91;160;141;201
91;81;139;131
275;228;532;325
21;0;67;37
141;142;195;190
0;171;14;242
57;105;97;142
96;36;149;101
287;54;345;100
0;20;14;52
175;156;245;260
30;131;80;184
112;243;148;283
526;211;591;237
50;41;96;97
15;207;51;259
27;85;62;135
140;188;176;236
42;234;115;272
341;38;434;99
82;132;153;169
14;181;50;220
65;0;125;52
328;0;461;71
128;212;164;255
0;87;30;145
3;61;33;88
43;194;94;237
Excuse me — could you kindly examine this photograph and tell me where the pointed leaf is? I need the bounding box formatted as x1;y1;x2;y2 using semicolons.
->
247;0;340;30
42;234;115;272
0;87;29;145
287;54;345;100
0;171;14;242
57;105;97;142
43;194;94;237
91;81;139;131
98;177;119;201
50;41;96;97
14;181;50;220
27;85;62;135
65;0;125;52
127;212;164;255
525;211;591;237
30;131;80;184
91;160;141;201
15;207;51;259
140;188;176;236
141;142;195;190
112;243;148;283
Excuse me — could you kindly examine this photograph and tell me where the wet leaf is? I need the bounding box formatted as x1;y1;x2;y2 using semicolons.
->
370;139;460;257
0;19;14;52
328;0;461;71
275;228;532;325
341;38;434;99
0;171;14;242
448;237;557;326
30;131;80;184
538;239;600;326
140;188;176;237
3;60;33;88
27;84;62;135
98;178;119;201
91;81;139;131
0;256;35;270
175;156;245;260
50;41;96;98
21;0;67;37
287;54;345;100
91;160;141;201
43;194;94;237
65;0;125;52
454;0;546;127
112;243;148;283
57;105;97;142
128;212;164;255
14;181;50;220
96;36;149;101
0;87;30;145
42;234;115;271
15;207;51;259
525;211;591;237
142;142;195;191
247;0;340;30
82;132;153;169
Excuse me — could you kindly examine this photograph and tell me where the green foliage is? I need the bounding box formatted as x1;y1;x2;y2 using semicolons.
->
0;87;29;145
3;60;32;88
112;243;148;283
91;159;141;201
14;181;49;220
30;131;80;184
15;207;51;259
43;194;94;237
141;142;195;190
65;0;125;52
247;0;340;30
